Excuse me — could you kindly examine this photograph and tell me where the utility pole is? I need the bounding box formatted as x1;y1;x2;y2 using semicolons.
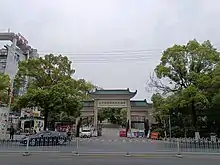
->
163;120;167;138
8;78;14;109
168;115;172;138
3;78;14;139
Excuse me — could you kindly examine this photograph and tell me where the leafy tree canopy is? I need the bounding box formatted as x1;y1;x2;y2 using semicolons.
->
98;108;127;126
0;73;9;91
154;40;219;92
15;54;75;89
14;54;96;130
0;73;10;104
150;40;220;136
16;80;82;116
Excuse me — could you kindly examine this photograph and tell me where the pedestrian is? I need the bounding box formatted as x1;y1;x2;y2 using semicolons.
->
67;130;71;141
9;125;15;140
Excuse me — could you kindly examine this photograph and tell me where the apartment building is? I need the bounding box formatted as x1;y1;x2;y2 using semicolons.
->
0;32;39;78
0;32;39;95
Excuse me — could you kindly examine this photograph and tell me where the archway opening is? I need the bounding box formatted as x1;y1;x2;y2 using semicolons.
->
131;118;149;136
97;107;127;137
23;120;34;132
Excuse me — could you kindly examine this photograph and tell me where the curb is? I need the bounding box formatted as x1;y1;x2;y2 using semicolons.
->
0;151;220;158
0;151;60;153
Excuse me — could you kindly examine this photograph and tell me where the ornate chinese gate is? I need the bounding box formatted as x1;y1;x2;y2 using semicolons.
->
79;89;153;136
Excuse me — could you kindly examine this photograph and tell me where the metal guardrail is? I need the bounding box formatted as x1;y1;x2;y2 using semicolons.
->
163;137;219;142
0;137;220;157
162;138;220;153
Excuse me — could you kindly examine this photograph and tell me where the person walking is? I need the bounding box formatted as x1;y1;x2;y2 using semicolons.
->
9;125;15;140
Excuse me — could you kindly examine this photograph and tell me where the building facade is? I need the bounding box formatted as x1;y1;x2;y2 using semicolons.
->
20;108;44;133
0;32;39;96
0;32;39;79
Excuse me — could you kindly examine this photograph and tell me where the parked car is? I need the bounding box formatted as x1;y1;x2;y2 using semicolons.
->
80;128;92;138
20;131;68;146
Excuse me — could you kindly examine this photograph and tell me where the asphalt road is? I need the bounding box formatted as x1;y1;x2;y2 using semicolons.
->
1;137;219;154
0;137;164;152
0;129;219;154
0;153;220;165
0;129;157;153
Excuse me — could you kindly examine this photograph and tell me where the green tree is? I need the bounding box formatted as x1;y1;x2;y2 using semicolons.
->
53;111;75;122
206;63;220;133
16;79;83;129
0;73;10;104
15;54;74;89
154;40;219;92
151;93;171;123
68;79;96;100
150;40;220;131
0;73;9;91
14;54;85;130
119;108;127;126
99;108;127;125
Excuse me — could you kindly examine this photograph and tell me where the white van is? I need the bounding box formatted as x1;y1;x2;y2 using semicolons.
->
80;128;92;138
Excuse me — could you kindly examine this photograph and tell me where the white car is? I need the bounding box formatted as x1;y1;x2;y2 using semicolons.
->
80;129;92;138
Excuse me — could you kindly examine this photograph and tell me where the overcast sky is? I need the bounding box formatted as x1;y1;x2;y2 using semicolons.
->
1;0;220;101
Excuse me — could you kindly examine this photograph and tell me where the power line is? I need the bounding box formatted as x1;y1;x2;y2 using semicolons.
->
38;49;163;56
38;43;220;56
67;53;160;59
38;49;163;63
71;57;153;61
70;60;155;64
68;56;160;63
68;53;160;63
38;44;220;64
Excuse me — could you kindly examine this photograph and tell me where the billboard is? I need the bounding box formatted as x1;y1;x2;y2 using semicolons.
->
0;107;9;139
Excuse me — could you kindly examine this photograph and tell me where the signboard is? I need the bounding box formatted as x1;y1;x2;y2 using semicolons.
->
55;122;74;132
0;107;9;139
21;109;40;117
15;33;28;46
131;116;145;121
151;132;159;139
33;110;40;117
97;100;127;108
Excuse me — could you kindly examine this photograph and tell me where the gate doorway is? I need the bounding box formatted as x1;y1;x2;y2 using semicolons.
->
78;89;154;137
97;107;127;137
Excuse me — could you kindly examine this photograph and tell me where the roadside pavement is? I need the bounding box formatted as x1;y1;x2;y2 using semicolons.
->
0;152;220;165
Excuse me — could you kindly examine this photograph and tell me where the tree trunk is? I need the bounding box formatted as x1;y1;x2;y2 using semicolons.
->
43;109;49;130
191;100;197;131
